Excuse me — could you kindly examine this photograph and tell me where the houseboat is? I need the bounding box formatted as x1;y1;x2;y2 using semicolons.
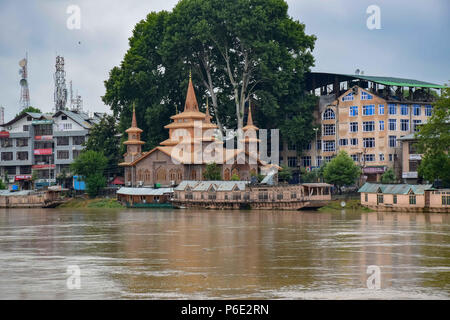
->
358;183;450;213
117;187;174;208
172;180;332;210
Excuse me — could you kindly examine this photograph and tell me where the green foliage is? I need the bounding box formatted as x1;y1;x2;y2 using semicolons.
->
231;173;240;181
251;171;265;183
83;114;122;175
418;150;450;187
416;86;450;186
85;173;107;198
381;168;396;184
323;151;361;191
278;164;292;182
71;151;108;197
203;162;222;180
301;168;322;183
103;0;316;150
0;179;6;190
16;106;41;117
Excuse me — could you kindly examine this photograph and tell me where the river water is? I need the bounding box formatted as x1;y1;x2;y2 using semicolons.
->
0;208;449;300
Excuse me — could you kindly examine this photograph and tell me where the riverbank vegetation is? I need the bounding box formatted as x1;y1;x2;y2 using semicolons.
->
58;198;124;209
318;199;373;213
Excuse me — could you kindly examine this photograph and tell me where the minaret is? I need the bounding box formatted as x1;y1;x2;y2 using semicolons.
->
241;101;259;154
124;104;145;163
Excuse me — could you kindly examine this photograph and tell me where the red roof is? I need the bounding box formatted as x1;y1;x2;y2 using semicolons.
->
112;176;125;185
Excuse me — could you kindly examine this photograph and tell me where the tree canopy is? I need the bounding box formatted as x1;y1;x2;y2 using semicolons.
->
83;114;122;176
71;150;108;197
381;168;396;184
416;86;450;186
323;151;360;191
103;0;316;151
202;162;222;180
16;106;41;117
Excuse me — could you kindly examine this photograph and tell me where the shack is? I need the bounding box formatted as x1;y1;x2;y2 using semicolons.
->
117;187;173;208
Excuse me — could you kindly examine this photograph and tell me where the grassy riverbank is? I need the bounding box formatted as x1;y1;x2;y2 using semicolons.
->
58;198;124;208
318;199;373;213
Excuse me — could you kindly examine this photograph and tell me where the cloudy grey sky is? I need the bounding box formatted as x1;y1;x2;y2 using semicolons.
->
0;0;449;122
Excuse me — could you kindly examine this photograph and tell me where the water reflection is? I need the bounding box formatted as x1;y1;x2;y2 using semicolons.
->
0;208;448;299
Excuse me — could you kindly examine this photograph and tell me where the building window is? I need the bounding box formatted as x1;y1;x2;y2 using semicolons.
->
349;122;358;133
342;93;354;101
363;138;375;148
409;142;418;154
339;139;348;146
409;194;416;205
324;156;334;162
62;115;68;120
389;119;397;131
413;120;422;132
377;194;384;204
258;192;269;200
287;141;296;151
1;152;13;161
364;154;375;162
363;105;375;116
73;150;81;159
389;154;393;162
378;105;385;115
316;156;322;167
350;138;358;146
393;194;397;204
291;193;297;199
322;108;335;120
409;160;419;172
16;152;28;161
63;123;72;130
20;166;31;174
16;138;28;147
349;106;358;117
442;196;450;205
323;141;336;152
57;150;70;160
277;193;283;200
351;154;359;162
425;105;432;116
73;136;85;145
389;136;397;148
361;91;373;100
388;104;397;115
363;121;375;132
379;153;384;161
288;157;297;167
1;138;13;148
301;156;311;167
23;125;29;132
379;120;385;131
57;136;69;146
34;124;52;136
305;143;311;151
323;124;335;136
413;104;421;116
400;119;409;132
316;140;322;150
365;193;368;202
400;104;408;115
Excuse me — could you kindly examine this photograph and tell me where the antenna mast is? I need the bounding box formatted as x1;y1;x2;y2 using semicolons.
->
54;56;68;112
19;53;30;112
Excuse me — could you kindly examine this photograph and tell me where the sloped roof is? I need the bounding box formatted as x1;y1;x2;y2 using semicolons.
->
174;180;249;192
1;112;45;127
117;187;173;196
358;183;432;195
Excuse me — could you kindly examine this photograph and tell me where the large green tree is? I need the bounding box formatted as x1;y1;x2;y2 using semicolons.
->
416;87;450;186
83;114;122;176
16;106;41;117
323;151;361;192
103;0;316;150
71;151;108;197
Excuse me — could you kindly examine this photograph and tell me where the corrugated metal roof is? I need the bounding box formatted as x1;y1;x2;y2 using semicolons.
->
358;183;432;195
0;190;35;196
174;180;248;192
117;187;173;196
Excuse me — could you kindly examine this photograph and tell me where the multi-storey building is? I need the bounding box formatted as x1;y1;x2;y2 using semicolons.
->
279;72;444;182
0;110;103;189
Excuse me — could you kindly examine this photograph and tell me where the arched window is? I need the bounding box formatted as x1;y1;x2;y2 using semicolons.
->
322;108;335;120
144;170;151;183
177;169;183;181
224;168;231;181
191;170;197;180
155;167;166;182
231;168;240;179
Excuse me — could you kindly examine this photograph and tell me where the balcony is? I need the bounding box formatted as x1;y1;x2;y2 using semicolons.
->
409;154;422;161
402;172;418;179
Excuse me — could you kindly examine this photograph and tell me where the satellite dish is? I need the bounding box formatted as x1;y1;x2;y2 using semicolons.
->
355;69;360;75
20;79;27;86
19;59;26;67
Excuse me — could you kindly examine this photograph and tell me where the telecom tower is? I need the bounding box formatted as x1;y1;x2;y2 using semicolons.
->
19;54;30;112
0;106;4;125
69;80;83;112
54;56;68;112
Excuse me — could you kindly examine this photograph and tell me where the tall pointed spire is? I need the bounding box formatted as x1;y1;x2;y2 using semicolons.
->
131;102;138;128
247;100;253;126
184;72;199;112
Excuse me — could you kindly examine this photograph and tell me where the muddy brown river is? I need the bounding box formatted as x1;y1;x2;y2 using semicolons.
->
0;208;448;299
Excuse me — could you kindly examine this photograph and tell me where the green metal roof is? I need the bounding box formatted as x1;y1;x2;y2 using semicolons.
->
343;74;446;89
358;183;432;195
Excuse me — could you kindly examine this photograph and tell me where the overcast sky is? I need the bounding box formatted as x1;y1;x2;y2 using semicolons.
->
0;0;449;122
